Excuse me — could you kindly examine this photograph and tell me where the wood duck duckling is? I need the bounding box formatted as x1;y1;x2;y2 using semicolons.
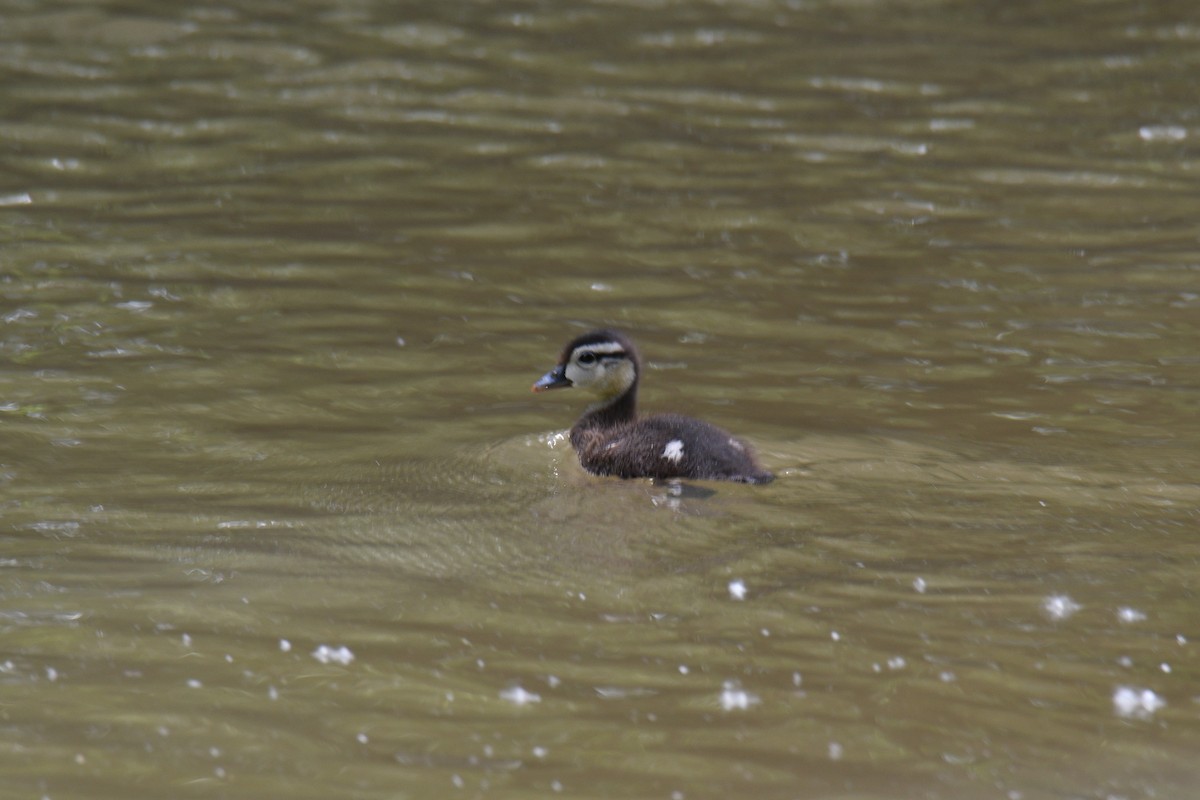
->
532;329;774;484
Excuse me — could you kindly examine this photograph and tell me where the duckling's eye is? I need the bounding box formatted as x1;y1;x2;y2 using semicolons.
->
577;352;598;366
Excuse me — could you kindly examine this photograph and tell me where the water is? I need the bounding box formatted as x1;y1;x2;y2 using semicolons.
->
3;1;1199;798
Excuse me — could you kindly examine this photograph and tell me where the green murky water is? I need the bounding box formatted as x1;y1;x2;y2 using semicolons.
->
3;1;1199;798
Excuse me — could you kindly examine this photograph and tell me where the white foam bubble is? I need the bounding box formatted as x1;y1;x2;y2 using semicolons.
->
311;645;355;665
1138;125;1187;142
1113;686;1165;718
1117;607;1146;623
500;686;541;705
719;680;760;711
1042;594;1081;620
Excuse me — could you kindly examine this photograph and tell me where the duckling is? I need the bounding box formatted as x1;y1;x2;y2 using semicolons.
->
532;329;774;484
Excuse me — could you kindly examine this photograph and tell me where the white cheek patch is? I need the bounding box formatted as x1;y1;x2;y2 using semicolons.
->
662;439;685;463
566;349;634;397
606;359;634;389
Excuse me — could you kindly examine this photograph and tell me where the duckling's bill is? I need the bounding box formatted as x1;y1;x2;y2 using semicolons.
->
532;364;572;393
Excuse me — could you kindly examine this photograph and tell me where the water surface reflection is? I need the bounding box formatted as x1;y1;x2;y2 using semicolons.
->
3;0;1199;798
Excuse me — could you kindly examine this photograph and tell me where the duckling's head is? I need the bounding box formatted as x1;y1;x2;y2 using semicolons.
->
532;329;639;401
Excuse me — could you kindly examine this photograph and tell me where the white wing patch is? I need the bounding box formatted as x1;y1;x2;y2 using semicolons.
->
662;439;685;463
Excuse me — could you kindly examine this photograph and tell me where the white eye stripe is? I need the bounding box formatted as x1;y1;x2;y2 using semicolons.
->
574;342;627;357
573;340;624;357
